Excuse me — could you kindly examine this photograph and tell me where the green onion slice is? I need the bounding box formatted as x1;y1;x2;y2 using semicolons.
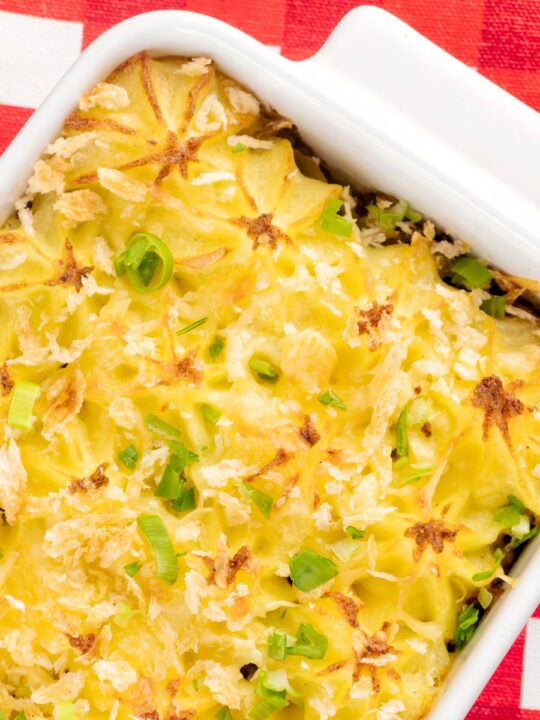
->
56;702;76;720
494;504;522;528
345;525;365;540
7;380;40;430
513;526;540;548
404;205;422;223
267;629;287;660
155;454;184;499
144;413;181;437
177;317;207;335
318;197;353;237
242;483;273;519
478;587;493;610
201;403;221;426
124;561;142;578
287;623;328;659
165;440;199;469
395;406;408;458
454;603;480;650
317;390;347;411
249;358;280;383
118;444;138;470
508;495;525;513
472;548;503;582
289;549;338;591
172;486;197;513
449;256;492;290
209;335;225;360
403;465;433;484
232;143;247;153
137;515;178;585
480;296;505;319
115;232;173;294
249;671;289;720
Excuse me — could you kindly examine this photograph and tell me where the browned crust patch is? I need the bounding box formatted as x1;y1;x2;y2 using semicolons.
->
0;363;14;396
69;463;109;493
471;375;526;444
231;213;292;250
46;240;93;293
404;519;457;561
324;591;361;627
67;633;96;655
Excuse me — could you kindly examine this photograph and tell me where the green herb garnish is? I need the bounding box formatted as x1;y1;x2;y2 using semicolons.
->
177;317;207;335
232;142;246;153
155;453;184;499
242;483;273;519
449;256;492;290
317;390;347;411
472;548;503;582
249;358;280;383
267;629;287;660
172;485;196;512
137;514;178;585
209;335;225;360
118;444;138;470
395;406;408;458
318;197;353;237
287;623;328;659
345;525;365;540
454;603;480;650
480;296;505;319
115;232;173;294
201;403;221;426
289;549;338;591
249;671;289;720
8;380;40;430
144;413;181;437
216;708;233;720
124;561;142;577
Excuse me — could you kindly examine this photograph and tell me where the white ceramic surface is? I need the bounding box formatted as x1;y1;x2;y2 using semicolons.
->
0;7;539;719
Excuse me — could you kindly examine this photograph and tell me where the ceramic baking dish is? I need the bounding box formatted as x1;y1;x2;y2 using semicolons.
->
0;7;539;719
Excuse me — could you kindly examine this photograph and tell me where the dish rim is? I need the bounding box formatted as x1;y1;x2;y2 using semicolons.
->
1;7;540;719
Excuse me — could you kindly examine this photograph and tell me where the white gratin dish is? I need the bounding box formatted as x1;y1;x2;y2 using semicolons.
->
0;7;539;719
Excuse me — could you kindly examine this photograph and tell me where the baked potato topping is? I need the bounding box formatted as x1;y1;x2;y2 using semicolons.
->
0;52;539;720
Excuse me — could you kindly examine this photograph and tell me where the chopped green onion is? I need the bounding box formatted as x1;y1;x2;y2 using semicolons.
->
7;380;40;429
144;413;181;437
56;702;76;720
14;714;26;720
114;601;141;627
511;514;530;538
318;197;353;237
137;514;178;585
345;525;365;540
242;483;273;519
513;526;540;548
395;406;408;458
201;403;221;426
232;142;247;153
249;358;280;383
330;538;359;562
165;440;199;469
0;712;7;720
454;603;480;650
267;629;287;660
393;456;408;469
367;204;403;231
478;587;493;610
209;335;225;360
494;504;522;528
193;679;199;692
508;495;525;513
449;256;492;290
177;317;207;335
171;485;196;512
472;548;503;582
155;454;184;499
118;444;138;470
289;549;338;592
480;296;505;319
249;671;289;720
287;623;328;659
403;465;433;484
216;708;233;720
404;205;422;223
115;232;173;294
124;561;142;578
317;390;347;411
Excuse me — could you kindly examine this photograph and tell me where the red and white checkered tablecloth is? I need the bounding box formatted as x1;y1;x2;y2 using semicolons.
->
0;1;539;717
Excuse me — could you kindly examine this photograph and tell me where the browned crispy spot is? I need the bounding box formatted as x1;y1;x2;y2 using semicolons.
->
404;519;457;561
324;591;361;628
318;660;348;675
421;421;432;438
299;416;320;446
0;233;20;245
106;51;144;82
414;385;422;395
471;375;526;444
231;213;292;250
246;449;289;483
64;116;137;135
369;666;381;693
166;679;180;697
46;240;93;292
356;301;393;351
0;364;13;397
386;667;401;682
141;52;164;122
175;350;203;384
69;464;109;493
68;633;96;655
167;712;196;720
227;546;252;584
313;491;321;510
140;713;159;720
180;70;214;133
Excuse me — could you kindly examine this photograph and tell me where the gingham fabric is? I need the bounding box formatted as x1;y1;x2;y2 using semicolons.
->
0;0;539;717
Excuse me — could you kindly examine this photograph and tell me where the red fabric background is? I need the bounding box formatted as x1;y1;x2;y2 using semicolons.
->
1;1;539;717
